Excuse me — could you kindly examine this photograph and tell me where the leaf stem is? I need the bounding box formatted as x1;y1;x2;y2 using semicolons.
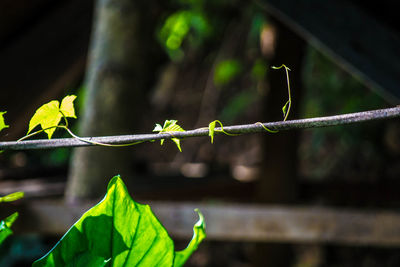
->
272;64;292;121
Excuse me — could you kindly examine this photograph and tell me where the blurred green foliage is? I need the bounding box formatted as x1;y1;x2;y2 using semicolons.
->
158;0;212;61
214;59;242;86
251;59;268;81
219;91;257;124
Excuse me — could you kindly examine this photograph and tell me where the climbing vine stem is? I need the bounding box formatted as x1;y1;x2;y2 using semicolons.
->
2;107;399;150
272;64;292;121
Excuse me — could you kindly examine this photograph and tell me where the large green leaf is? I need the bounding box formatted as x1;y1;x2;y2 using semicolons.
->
0;111;9;133
34;176;205;267
173;209;206;267
28;95;77;139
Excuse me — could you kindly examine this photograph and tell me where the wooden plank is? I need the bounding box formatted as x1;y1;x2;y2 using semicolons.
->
256;0;400;104
3;201;400;247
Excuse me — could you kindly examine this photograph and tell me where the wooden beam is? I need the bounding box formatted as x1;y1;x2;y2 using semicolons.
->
256;0;400;104
3;201;400;247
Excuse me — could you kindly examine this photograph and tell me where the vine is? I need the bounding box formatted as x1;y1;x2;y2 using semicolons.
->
11;64;293;153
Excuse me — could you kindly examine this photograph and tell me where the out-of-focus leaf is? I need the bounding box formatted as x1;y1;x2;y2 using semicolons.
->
0;212;19;246
159;9;211;61
0;192;24;203
34;176;205;267
251;59;268;81
214;59;242;86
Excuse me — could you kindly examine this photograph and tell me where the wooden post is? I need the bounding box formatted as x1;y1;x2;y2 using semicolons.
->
253;19;306;266
65;0;163;202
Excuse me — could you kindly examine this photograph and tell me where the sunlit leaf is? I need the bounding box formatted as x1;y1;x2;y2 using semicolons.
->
171;138;182;152
208;120;216;143
27;95;77;139
153;120;185;152
33;176;205;267
0;111;9;133
28;100;61;139
60;95;77;118
173;209;206;266
208;120;239;143
153;124;163;132
0;192;24;203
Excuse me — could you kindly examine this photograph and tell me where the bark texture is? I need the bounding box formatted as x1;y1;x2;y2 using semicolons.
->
65;0;163;202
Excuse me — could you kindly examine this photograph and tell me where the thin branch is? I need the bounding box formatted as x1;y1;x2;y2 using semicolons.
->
0;107;399;150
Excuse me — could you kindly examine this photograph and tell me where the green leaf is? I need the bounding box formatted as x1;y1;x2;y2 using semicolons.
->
3;212;18;228
153;124;163;132
34;176;205;267
0;224;12;246
153;120;185;152
208;120;216;144
0;111;9;133
28;100;61;139
0;191;24;203
171;138;182;152
173;209;206;267
60;95;77;118
282;100;289;119
0;212;19;246
28;95;77;139
208;120;239;143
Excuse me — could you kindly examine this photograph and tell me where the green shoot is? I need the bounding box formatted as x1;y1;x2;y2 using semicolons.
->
272;64;292;121
208;120;238;143
153;120;185;152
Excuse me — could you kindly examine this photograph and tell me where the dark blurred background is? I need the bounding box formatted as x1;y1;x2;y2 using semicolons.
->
1;0;400;266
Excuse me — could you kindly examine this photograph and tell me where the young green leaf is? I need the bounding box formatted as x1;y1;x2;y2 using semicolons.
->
34;176;205;267
208;120;216;143
153;120;185;152
208;120;238;143
0;191;24;203
28;95;77;139
59;95;77;118
282;100;290;119
0;111;9;133
0;212;19;246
